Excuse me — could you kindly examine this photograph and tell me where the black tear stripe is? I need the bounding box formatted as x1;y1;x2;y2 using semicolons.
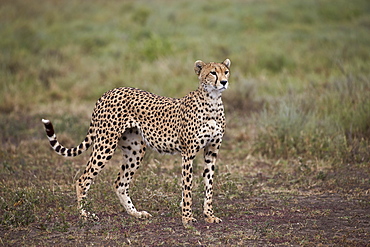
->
214;73;218;87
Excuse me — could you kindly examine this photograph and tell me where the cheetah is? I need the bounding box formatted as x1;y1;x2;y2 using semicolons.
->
42;59;231;226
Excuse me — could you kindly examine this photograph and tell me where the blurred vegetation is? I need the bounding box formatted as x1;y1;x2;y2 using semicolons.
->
1;0;368;163
0;0;369;239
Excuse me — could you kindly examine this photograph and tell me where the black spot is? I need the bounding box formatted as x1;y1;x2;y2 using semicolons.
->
203;168;210;177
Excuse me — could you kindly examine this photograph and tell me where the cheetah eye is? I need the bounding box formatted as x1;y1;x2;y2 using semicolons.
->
225;71;229;75
210;71;217;76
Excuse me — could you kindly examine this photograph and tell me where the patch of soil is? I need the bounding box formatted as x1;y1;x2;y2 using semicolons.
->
1;192;369;246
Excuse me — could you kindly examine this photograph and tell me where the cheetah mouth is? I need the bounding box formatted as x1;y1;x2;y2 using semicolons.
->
213;84;226;89
204;84;227;94
217;85;227;91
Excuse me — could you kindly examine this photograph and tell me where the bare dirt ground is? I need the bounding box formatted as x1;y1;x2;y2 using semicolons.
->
1;191;369;246
0;115;369;246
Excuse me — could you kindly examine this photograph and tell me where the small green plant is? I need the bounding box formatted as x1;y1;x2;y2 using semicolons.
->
1;189;38;227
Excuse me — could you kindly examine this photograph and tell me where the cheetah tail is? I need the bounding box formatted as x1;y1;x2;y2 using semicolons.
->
41;119;92;157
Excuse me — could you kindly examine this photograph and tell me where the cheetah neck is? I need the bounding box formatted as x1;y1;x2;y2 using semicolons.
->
195;85;224;119
198;84;223;103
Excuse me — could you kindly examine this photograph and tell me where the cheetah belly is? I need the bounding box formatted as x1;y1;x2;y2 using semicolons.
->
137;122;181;154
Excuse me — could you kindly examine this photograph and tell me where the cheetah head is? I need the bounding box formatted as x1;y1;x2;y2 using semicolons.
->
194;59;231;98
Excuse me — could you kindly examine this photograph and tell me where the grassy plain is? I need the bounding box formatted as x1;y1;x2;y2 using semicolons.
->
1;0;369;246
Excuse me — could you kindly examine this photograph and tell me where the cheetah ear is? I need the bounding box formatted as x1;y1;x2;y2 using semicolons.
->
194;60;205;76
222;58;231;68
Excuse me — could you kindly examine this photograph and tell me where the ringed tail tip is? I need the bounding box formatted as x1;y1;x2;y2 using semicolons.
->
42;119;50;124
42;118;54;137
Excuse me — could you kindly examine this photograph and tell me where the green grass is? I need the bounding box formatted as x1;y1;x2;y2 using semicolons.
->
252;62;370;163
0;0;369;245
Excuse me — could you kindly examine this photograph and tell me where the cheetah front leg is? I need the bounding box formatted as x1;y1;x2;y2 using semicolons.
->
202;141;222;223
181;154;197;226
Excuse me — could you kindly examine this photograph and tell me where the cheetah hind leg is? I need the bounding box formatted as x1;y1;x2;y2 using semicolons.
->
114;128;152;219
76;139;118;221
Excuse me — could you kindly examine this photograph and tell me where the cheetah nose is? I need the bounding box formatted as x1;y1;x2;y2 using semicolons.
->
220;80;228;86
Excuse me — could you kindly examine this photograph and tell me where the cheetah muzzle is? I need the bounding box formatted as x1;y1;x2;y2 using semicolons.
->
42;59;231;227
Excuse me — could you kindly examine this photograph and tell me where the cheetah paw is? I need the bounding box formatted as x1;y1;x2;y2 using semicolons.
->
182;216;197;227
138;211;152;219
205;216;222;223
80;209;99;221
130;210;152;219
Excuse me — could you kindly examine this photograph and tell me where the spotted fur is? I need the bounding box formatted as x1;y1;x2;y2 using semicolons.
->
42;59;231;226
